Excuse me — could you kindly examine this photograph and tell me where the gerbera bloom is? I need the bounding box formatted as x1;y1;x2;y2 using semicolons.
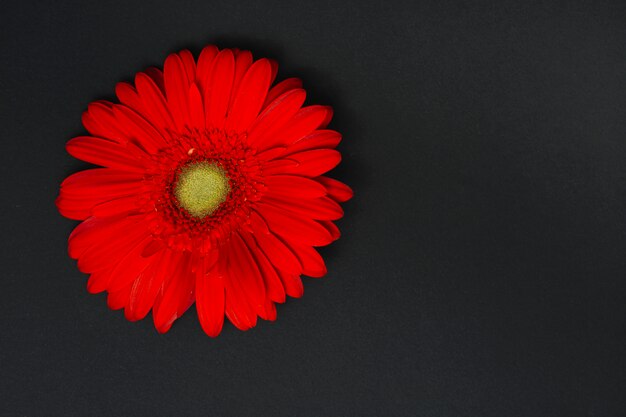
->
56;46;352;337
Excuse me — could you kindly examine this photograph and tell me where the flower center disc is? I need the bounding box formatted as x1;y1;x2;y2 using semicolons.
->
174;161;230;218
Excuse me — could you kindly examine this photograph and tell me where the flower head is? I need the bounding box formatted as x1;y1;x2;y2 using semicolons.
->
56;46;352;336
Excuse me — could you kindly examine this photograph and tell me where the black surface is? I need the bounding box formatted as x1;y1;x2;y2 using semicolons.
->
1;1;625;416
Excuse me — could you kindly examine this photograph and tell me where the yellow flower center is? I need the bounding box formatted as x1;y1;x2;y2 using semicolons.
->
174;161;230;218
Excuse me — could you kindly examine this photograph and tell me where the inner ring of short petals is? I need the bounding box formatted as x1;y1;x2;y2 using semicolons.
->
174;161;230;218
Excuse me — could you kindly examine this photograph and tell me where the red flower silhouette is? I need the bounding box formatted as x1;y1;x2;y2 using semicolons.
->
56;46;352;336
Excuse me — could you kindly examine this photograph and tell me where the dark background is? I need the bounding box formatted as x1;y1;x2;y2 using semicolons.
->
1;1;625;416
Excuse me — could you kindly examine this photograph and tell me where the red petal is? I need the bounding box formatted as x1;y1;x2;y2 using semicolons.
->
249;211;302;275
255;203;333;246
282;130;342;155
152;251;193;333
86;270;112;294
188;82;205;129
316;176;354;202
195;253;225;337
248;89;306;147
267;59;278;85
81;102;124;143
263;299;277;321
125;249;174;321
60;168;144;194
144;67;165;92
277;271;304;298
107;282;133;310
227;232;266;318
107;235;154;292
164;53;191;130
91;195;141;218
283;242;327;278
228;50;253;109
78;226;147;274
265;149;341;178
115;82;142;113
319;220;341;241
68;214;140;259
263;175;327;199
57;169;145;220
257;105;333;151
262;78;303;109
196;45;219;92
255;146;288;162
204;49;235;128
263;195;343;220
66;136;146;172
135;72;176;133
109;99;169;150
178;49;197;81
240;232;286;303
78;219;150;277
226;58;272;131
223;249;258;331
257;159;297;177
141;239;165;257
111;105;168;153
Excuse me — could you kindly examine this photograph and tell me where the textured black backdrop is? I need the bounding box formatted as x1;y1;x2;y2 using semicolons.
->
1;1;625;416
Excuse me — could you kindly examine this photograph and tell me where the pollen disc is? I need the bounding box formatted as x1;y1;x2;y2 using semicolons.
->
174;161;230;218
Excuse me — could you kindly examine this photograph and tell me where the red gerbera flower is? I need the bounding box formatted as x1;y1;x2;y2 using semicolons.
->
56;46;352;337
